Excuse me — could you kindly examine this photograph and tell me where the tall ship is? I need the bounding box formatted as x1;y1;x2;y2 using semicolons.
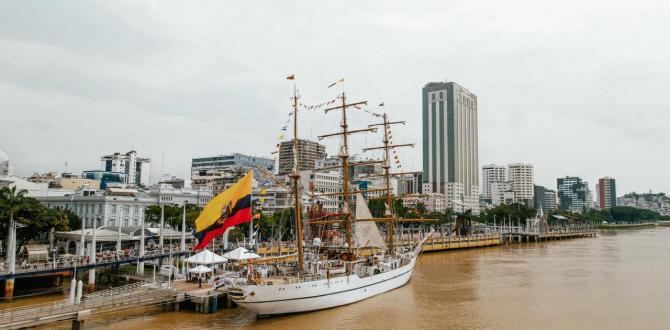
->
227;76;433;315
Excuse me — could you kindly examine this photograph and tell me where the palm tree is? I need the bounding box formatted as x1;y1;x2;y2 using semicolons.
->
0;186;27;273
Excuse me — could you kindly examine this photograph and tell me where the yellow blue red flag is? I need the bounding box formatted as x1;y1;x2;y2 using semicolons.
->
193;170;253;250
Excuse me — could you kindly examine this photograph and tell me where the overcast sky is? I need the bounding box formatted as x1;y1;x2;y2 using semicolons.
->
1;0;668;195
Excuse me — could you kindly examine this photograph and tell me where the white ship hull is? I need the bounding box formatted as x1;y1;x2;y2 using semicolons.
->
229;255;417;315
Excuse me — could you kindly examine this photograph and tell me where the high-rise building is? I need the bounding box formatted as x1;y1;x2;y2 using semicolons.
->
598;177;617;209
508;163;534;204
278;139;326;175
557;176;589;213
534;185;557;211
422;81;479;214
544;189;557;211
101;151;151;186
482;164;506;200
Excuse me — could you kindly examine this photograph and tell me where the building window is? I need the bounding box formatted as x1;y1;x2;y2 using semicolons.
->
112;205;117;213
109;218;115;227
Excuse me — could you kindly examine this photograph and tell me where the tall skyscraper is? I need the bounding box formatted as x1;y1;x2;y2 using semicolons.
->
422;81;479;213
482;164;506;200
508;163;534;204
557;176;589;213
278;139;326;175
598;177;617;209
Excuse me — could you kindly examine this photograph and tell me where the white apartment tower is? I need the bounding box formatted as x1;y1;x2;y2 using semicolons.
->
481;164;506;199
507;163;534;202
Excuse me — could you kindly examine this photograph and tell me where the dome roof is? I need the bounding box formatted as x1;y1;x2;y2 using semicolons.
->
0;149;8;162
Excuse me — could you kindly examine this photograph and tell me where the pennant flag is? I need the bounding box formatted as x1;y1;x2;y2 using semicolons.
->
193;170;253;250
253;213;261;219
378;102;384;107
286;74;295;80
259;188;267;195
328;78;344;88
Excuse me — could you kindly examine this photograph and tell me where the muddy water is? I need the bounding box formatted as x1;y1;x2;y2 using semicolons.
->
8;227;670;329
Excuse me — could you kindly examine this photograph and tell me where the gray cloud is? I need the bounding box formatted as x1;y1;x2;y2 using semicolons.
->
0;0;668;195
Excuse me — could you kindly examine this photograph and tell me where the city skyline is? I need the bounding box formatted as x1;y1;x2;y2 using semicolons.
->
1;1;669;194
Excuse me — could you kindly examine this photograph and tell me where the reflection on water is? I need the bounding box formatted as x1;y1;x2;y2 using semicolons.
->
8;228;670;329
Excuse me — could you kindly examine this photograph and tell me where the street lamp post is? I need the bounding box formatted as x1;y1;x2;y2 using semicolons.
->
88;219;97;289
117;212;122;252
137;204;146;276
159;204;164;250
181;202;186;252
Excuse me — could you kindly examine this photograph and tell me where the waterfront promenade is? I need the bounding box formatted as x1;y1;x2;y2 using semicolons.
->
1;227;664;330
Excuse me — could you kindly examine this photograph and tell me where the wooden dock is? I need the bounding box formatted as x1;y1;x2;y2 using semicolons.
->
500;224;597;243
398;233;502;252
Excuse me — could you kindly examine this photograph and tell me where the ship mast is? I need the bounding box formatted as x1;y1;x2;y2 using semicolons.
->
290;78;304;272
320;88;372;254
365;111;418;252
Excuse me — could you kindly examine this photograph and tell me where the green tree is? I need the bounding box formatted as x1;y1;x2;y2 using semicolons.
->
0;186;26;263
480;203;537;224
144;204;201;230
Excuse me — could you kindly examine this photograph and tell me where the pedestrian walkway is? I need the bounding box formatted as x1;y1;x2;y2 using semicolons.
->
0;282;180;329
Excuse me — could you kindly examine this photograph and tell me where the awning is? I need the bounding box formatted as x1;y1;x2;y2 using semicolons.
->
185;249;227;264
222;247;260;261
188;265;214;274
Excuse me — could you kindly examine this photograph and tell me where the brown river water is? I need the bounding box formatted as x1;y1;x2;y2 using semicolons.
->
4;227;670;329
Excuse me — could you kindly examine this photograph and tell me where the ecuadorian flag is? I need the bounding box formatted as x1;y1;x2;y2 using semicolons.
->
193;170;253;250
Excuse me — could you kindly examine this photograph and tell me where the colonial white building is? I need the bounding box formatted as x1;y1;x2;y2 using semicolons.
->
38;187;154;229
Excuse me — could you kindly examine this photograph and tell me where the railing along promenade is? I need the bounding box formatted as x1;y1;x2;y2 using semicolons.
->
0;247;191;281
0;282;180;329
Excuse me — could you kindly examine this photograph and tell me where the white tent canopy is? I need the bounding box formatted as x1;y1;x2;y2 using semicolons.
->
222;247;260;261
185;249;227;265
188;265;214;274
